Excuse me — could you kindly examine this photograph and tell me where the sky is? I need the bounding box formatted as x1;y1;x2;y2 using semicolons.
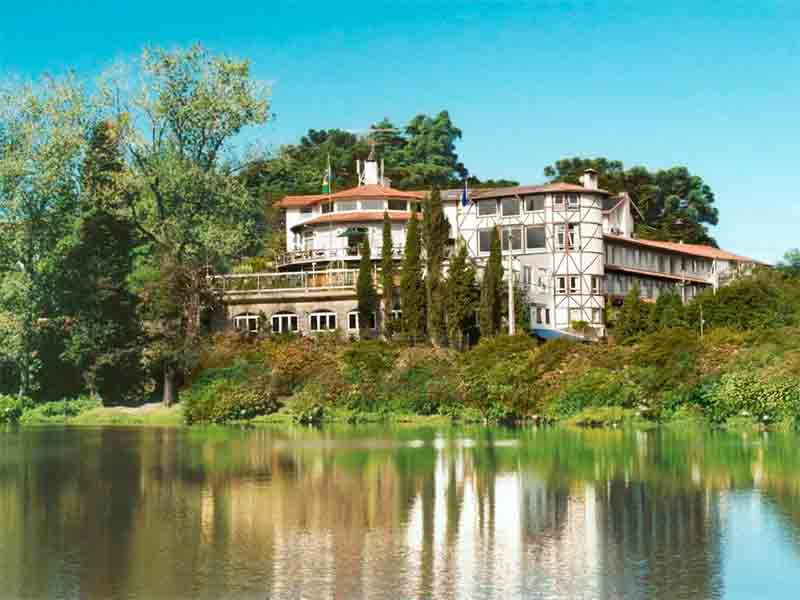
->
1;0;798;262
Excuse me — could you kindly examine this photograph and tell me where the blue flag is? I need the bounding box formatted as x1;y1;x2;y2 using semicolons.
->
460;179;469;207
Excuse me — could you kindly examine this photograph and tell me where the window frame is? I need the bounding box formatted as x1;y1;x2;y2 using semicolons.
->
525;194;545;212
501;226;523;252
478;229;493;254
569;276;579;294
552;193;565;208
526;226;546;250
271;312;299;334
478;199;497;217
309;310;337;332
361;199;384;211
347;311;377;331
336;199;357;212
556;276;567;294
233;313;260;333
388;199;408;211
567;193;580;209
501;196;520;217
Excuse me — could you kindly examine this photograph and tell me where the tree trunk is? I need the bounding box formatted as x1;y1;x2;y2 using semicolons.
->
162;364;177;406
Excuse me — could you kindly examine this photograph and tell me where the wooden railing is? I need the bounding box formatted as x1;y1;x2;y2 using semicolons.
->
210;269;364;296
276;245;405;267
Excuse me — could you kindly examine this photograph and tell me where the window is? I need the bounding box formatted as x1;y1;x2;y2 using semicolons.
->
556;276;567;294
361;199;383;211
478;199;497;216
501;227;522;252
591;308;601;323
526;226;545;250
545;308;551;325
591;275;602;294
336;200;357;211
525;194;544;212
233;313;259;333
553;194;565;208
478;229;493;253
309;310;337;332
569;276;579;294
347;311;377;331
271;312;298;334
300;205;312;215
536;307;544;324
523;266;532;285
388;199;408;211
567;193;579;209
567;224;578;249
501;197;520;216
321;202;333;214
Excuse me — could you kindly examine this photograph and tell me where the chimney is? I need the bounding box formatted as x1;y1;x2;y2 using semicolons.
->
581;168;598;190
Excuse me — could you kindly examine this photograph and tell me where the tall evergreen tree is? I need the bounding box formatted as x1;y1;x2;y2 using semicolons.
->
356;236;378;338
615;283;648;340
400;205;425;342
380;211;396;337
479;227;504;337
423;188;451;345
650;287;685;330
445;242;477;350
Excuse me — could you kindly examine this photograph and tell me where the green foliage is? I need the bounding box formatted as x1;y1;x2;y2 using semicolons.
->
342;340;397;381
381;211;396;337
650;288;685;329
479;227;503;337
707;372;800;424
445;242;478;350
544;157;719;245
423;188;450;344
286;383;327;424
19;396;101;424
183;365;277;424
399;205;425;342
614;283;649;340
357;236;378;337
0;395;33;424
550;368;644;418
778;248;800;278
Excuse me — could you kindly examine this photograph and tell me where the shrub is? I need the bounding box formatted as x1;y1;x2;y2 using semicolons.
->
706;371;800;423
342;340;397;383
19;396;101;424
549;368;643;418
286;383;326;424
183;375;277;424
0;395;33;424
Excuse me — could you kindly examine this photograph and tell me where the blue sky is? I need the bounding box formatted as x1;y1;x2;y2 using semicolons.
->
2;0;798;262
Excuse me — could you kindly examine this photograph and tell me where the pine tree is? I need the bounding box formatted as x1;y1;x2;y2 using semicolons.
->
380;211;395;337
400;204;425;343
650;287;685;330
445;242;478;350
479;227;504;337
615;283;648;340
423;188;451;345
357;236;378;338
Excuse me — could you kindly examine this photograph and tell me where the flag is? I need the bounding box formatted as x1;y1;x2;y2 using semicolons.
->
460;178;469;207
321;155;332;194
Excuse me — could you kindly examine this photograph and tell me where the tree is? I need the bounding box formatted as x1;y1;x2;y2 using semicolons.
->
513;284;531;334
614;283;649;340
650;288;685;330
50;121;145;403
380;211;396;337
479;228;504;336
445;242;477;350
0;74;91;397
356;236;378;338
778;249;800;278
400;205;425;342
107;45;271;404
544;157;719;246
423;188;451;344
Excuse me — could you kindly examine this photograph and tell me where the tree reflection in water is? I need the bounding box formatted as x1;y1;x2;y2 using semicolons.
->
1;426;800;598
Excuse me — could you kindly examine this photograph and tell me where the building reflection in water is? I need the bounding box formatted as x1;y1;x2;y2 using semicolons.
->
1;427;800;598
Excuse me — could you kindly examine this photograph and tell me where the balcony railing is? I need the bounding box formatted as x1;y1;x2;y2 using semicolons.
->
277;245;404;267
210;269;364;296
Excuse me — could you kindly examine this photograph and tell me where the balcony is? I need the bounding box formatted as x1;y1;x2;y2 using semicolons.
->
210;268;366;299
276;245;405;267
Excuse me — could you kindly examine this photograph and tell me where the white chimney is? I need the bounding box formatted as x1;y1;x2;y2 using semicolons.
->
361;159;380;185
581;168;598;190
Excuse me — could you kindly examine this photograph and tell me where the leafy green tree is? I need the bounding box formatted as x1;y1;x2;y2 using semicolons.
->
107;44;271;404
356;236;378;338
423;188;451;344
778;249;800;278
544;157;719;245
0;74;90;397
400;205;425;342
380;211;396;337
513;284;531;334
650;288;685;330
479;228;504;336
445;242;478;350
614;283;649;340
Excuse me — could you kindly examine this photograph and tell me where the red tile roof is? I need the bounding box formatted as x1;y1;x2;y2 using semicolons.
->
604;234;758;263
472;181;611;199
275;184;425;208
605;264;709;284
294;211;422;228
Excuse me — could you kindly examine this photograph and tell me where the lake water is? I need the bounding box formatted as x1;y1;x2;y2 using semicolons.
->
2;425;800;599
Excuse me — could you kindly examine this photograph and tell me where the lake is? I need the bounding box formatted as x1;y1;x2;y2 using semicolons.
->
1;425;800;599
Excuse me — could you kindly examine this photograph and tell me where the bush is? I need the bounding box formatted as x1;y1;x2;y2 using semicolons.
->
183;374;277;424
19;396;101;424
286;383;326;424
0;395;33;424
342;340;397;382
706;371;800;424
549;368;643;418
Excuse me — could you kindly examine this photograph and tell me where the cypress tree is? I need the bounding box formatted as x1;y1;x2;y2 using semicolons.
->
400;204;425;343
445;242;478;350
357;235;378;338
479;227;504;336
380;211;395;337
615;283;648;340
650;287;685;330
423;188;451;345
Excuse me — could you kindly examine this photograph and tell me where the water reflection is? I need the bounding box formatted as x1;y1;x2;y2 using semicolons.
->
1;426;800;598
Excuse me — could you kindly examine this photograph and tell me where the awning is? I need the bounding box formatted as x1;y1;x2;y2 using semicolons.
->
338;227;368;238
532;328;585;341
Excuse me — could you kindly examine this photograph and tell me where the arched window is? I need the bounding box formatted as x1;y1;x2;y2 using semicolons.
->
233;312;260;333
309;310;337;332
271;311;299;334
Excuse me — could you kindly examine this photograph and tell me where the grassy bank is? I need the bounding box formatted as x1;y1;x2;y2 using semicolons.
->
1;396;184;426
